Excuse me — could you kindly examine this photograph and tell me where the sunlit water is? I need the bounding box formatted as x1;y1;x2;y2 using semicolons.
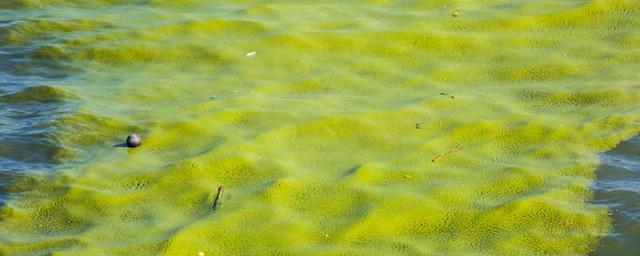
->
0;1;639;255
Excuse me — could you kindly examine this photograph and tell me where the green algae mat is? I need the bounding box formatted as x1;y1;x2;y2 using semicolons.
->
1;1;640;255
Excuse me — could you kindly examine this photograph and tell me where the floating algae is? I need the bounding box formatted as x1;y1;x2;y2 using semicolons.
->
0;85;78;103
0;1;639;255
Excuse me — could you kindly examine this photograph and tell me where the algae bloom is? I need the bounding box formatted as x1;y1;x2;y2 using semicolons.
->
0;0;639;255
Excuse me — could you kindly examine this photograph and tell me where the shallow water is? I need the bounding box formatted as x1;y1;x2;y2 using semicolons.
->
0;1;639;255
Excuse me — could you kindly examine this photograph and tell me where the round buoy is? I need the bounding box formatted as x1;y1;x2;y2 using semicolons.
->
126;134;142;148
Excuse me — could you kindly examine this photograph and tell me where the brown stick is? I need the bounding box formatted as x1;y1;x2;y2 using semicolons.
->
212;186;224;210
432;145;461;163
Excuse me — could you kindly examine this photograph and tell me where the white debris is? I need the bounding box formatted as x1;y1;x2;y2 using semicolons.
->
245;51;256;57
198;252;205;256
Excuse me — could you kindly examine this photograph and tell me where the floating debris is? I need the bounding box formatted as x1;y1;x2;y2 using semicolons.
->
440;92;455;99
416;123;424;129
212;185;224;210
126;134;142;148
198;252;205;256
432;145;461;163
245;51;256;57
452;10;460;17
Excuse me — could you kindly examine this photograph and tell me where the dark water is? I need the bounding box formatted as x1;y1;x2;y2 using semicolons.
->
592;135;640;255
0;17;75;205
0;84;61;205
0;72;74;206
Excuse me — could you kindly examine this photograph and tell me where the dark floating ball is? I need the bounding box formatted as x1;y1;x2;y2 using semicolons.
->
126;134;142;148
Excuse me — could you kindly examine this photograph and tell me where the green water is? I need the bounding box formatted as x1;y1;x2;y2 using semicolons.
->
1;0;639;255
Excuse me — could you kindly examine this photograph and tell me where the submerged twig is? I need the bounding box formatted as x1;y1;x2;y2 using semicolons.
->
212;186;224;210
440;92;455;99
431;145;461;163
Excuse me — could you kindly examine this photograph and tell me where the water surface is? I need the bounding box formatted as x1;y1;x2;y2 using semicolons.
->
592;135;640;255
0;1;639;255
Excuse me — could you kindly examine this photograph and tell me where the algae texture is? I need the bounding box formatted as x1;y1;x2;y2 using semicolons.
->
0;1;639;255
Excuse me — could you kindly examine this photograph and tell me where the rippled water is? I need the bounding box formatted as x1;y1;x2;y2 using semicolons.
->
0;1;639;255
591;136;640;255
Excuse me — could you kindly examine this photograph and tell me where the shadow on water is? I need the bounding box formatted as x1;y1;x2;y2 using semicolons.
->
591;135;640;255
113;143;128;148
